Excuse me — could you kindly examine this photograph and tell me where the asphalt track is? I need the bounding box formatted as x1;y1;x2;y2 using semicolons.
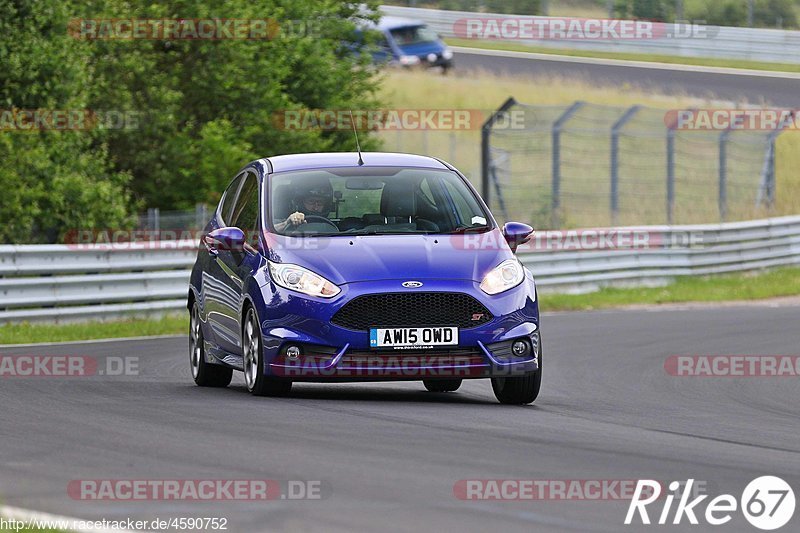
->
1;305;799;532
453;48;800;108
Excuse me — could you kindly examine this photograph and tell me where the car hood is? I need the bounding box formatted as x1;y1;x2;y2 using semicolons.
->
265;231;513;285
397;41;444;56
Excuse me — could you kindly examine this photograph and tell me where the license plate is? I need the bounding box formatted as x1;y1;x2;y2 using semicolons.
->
370;327;459;349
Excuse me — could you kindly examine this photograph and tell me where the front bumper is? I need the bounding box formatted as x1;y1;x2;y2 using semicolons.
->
256;277;539;381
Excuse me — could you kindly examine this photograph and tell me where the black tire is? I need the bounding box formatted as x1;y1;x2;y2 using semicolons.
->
190;302;233;388
243;307;292;397
423;379;462;392
490;338;542;405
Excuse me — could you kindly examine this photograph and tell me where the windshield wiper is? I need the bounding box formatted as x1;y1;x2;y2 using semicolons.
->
344;228;433;236
450;224;491;234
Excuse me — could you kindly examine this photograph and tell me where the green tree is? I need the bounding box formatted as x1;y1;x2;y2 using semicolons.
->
0;0;134;243
0;0;385;242
82;0;384;210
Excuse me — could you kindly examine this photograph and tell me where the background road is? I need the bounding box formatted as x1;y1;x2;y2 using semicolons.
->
454;48;800;108
1;305;799;532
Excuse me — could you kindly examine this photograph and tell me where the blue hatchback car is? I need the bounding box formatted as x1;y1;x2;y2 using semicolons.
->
188;153;541;404
369;17;454;72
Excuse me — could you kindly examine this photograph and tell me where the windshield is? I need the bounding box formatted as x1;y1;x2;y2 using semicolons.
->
269;167;490;236
389;25;439;46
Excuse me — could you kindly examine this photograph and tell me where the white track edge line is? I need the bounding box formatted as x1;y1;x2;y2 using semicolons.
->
0;334;184;349
452;45;800;79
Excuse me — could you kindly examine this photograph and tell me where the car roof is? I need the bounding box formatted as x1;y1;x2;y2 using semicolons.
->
377;16;427;31
264;152;450;173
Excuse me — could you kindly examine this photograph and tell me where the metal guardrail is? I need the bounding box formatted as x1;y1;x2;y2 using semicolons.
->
0;242;196;323
380;5;800;64
519;215;800;292
1;216;799;323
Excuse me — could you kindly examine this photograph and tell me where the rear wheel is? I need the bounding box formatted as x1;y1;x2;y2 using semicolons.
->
423;379;462;392
491;339;542;405
190;302;232;387
243;307;292;397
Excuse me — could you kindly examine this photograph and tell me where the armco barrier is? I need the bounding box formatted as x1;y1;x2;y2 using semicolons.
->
1;217;799;323
0;241;197;323
380;5;800;64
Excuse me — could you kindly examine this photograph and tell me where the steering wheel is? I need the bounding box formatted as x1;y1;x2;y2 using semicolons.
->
302;215;338;229
284;215;339;234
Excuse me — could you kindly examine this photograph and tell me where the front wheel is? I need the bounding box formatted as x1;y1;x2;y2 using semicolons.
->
190;302;233;387
243;307;292;397
423;379;462;392
491;339;541;405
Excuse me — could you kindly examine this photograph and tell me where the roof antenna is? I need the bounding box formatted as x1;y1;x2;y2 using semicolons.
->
349;110;364;166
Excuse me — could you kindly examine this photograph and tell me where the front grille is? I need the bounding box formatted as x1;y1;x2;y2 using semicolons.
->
340;347;485;367
345;347;483;358
331;292;492;331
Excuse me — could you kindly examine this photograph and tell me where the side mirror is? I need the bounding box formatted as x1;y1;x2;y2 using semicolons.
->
503;222;534;253
204;227;246;258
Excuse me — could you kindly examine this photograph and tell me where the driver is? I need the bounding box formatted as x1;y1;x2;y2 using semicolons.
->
275;179;333;232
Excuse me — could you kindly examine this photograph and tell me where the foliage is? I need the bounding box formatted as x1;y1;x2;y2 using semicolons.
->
0;0;384;242
0;0;134;242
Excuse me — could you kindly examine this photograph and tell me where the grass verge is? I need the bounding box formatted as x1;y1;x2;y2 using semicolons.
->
0;314;187;345
445;37;800;74
1;269;799;345
541;266;800;311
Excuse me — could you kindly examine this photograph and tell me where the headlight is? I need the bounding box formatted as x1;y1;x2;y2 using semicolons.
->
399;55;421;66
480;259;524;295
268;261;340;298
442;48;454;60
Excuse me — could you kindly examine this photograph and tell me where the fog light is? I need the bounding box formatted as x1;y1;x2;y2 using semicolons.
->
285;345;301;360
512;340;530;357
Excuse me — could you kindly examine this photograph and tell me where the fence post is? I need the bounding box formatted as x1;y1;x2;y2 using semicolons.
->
481;97;518;207
666;129;676;225
610;105;641;225
767;135;777;207
757;114;791;210
551;101;584;228
147;207;160;233
195;203;208;229
718;129;731;221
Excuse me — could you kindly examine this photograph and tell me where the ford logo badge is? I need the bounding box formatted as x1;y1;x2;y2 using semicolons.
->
402;281;423;288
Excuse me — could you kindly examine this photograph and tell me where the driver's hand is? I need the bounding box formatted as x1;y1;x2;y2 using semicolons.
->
287;211;305;226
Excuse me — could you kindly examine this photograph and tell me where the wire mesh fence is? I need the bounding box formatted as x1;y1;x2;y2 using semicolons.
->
122;103;788;238
482;99;783;228
137;205;210;233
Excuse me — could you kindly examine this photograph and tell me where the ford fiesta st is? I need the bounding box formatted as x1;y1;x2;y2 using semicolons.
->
187;152;541;404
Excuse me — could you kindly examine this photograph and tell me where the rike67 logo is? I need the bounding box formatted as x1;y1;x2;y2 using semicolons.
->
626;477;795;530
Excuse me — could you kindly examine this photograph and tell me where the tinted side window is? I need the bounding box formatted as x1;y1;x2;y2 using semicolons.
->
219;172;246;225
441;178;486;226
228;172;259;232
